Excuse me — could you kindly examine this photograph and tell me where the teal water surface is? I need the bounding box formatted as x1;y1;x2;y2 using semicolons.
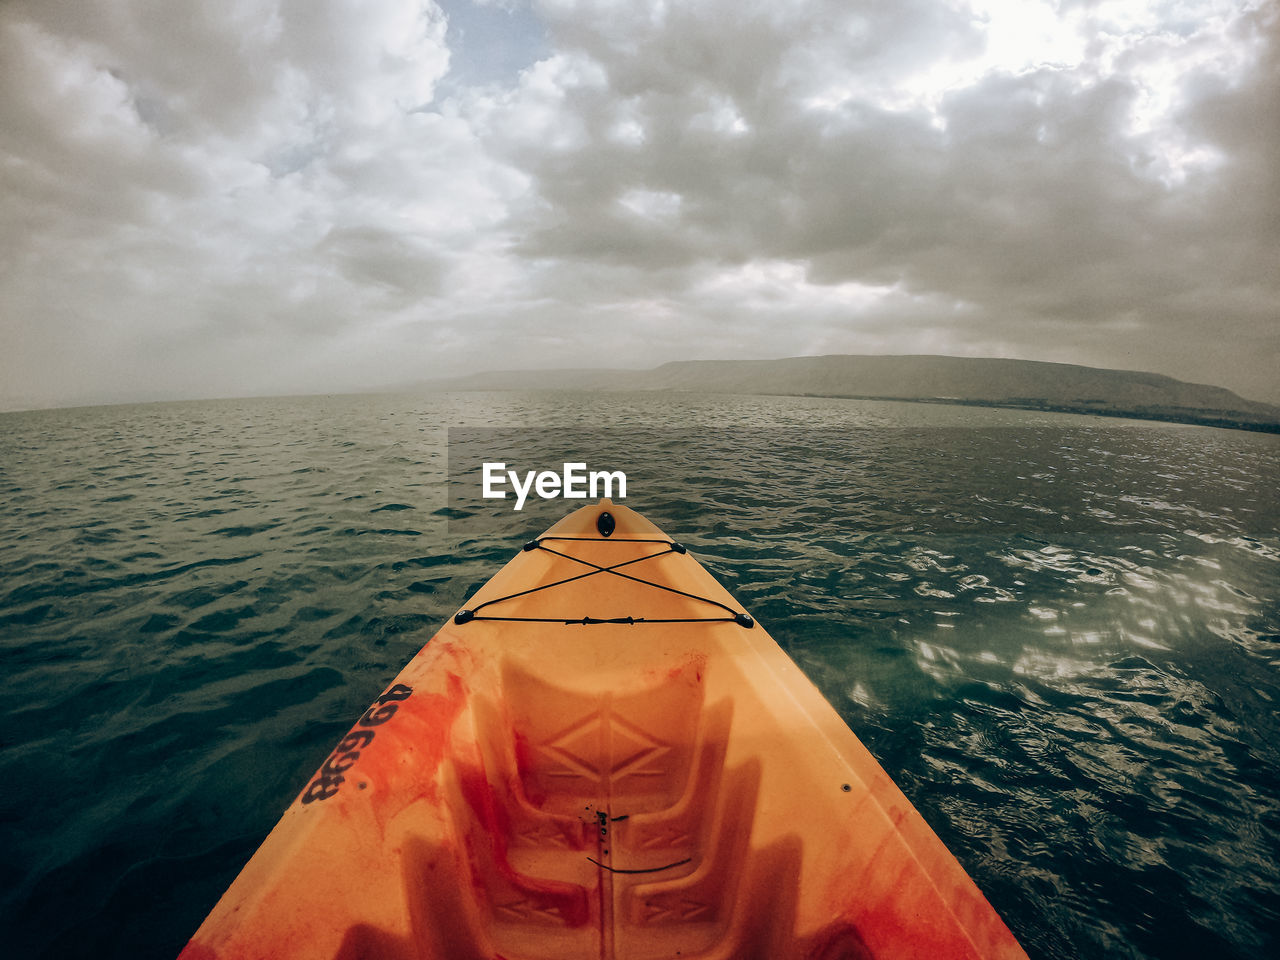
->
1;392;1278;959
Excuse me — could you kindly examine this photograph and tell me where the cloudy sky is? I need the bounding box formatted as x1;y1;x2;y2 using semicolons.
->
1;0;1276;411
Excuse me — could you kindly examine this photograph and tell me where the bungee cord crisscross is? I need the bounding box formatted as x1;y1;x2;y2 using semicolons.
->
453;535;754;628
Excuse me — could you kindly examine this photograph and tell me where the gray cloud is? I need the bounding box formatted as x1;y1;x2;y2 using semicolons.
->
1;0;1276;410
478;0;1278;398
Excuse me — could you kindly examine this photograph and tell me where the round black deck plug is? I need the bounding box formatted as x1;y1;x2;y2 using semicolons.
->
597;511;616;537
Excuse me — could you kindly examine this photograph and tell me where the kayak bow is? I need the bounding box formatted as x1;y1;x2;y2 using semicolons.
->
180;500;1027;959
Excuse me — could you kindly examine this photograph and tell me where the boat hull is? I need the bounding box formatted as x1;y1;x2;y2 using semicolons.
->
181;500;1026;959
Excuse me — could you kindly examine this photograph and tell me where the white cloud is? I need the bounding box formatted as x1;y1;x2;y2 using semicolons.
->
1;0;1276;410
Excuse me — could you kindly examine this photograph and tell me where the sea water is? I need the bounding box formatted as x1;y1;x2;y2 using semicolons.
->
1;392;1277;959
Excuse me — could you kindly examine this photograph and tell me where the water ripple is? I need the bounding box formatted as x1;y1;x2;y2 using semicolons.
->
0;394;1277;960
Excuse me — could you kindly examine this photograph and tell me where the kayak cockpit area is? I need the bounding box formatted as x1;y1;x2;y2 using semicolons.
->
373;657;857;960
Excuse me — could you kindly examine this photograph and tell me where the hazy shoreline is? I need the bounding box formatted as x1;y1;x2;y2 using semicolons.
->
415;354;1280;435
773;392;1280;433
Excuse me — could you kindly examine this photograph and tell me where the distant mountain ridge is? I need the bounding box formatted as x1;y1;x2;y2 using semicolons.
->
418;355;1280;432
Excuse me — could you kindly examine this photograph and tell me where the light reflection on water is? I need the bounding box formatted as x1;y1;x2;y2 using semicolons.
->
0;391;1277;959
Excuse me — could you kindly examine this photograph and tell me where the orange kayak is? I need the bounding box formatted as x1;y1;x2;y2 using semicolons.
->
180;500;1027;959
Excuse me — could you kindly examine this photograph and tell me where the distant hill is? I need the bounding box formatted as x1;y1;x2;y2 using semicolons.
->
417;355;1280;432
